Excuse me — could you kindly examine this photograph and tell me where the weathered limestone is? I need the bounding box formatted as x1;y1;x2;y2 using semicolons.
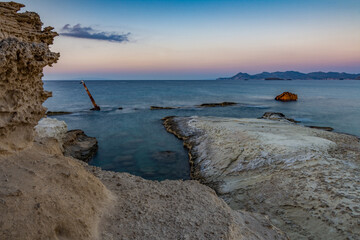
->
164;116;360;239
0;2;59;153
35;118;68;142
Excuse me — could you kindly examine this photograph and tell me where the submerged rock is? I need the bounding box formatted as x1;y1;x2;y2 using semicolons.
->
164;116;360;239
306;125;334;131
62;130;98;162
261;112;299;123
197;102;237;107
275;92;298;102
46;111;72;116
150;106;176;110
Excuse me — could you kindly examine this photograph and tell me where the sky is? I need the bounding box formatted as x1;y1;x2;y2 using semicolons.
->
20;0;360;80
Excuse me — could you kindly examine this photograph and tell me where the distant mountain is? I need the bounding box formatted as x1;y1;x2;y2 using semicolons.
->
217;71;360;80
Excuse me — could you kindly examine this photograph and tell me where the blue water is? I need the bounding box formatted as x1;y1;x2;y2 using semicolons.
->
43;80;360;180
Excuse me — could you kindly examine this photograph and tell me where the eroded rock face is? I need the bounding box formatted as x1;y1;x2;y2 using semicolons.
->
0;2;59;153
63;129;98;162
164;116;360;239
275;92;298;102
0;3;112;240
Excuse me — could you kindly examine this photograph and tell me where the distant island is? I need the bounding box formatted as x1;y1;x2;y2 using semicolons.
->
217;71;360;80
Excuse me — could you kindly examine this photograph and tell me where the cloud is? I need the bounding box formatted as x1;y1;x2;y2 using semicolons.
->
60;24;130;43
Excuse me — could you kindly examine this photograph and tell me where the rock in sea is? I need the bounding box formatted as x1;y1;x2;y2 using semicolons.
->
62;130;98;162
275;92;298;101
197;102;237;107
150;106;176;110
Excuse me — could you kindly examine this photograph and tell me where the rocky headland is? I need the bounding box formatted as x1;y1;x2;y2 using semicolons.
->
163;116;360;239
0;2;287;239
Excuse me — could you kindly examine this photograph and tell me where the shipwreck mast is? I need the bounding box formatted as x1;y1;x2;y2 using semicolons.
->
80;80;100;111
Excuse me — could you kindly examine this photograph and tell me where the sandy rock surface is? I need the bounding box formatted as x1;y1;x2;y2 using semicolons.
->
81;164;287;240
164;116;360;240
0;139;112;240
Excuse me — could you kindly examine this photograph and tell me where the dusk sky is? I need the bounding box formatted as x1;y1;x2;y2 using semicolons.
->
21;0;360;80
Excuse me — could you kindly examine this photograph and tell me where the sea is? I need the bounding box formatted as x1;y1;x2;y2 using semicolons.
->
43;80;360;181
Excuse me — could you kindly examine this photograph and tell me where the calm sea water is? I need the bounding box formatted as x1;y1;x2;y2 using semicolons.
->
44;80;360;180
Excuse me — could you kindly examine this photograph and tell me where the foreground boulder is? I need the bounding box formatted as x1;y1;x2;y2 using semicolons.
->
63;129;98;162
164;116;360;239
275;92;298;101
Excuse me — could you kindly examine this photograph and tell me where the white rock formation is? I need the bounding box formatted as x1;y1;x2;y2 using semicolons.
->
35;118;68;142
164;116;360;240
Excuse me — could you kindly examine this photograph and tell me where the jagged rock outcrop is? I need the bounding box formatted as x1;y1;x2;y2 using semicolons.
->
260;112;298;123
63;129;98;162
275;92;298;102
0;2;59;153
164;116;360;239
